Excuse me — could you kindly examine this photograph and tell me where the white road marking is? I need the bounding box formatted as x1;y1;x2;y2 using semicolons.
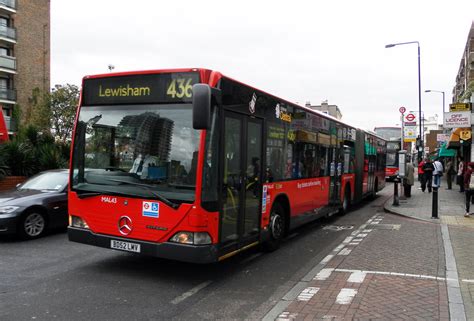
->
362;229;373;233
333;268;474;284
314;268;334;280
352;238;363;242
336;288;357;304
342;236;353;244
349;242;360;246
333;244;345;252
338;248;352;256
276;312;298;321
357;233;368;237
171;281;212;305
321;254;334;264
348;271;366;283
297;287;320;301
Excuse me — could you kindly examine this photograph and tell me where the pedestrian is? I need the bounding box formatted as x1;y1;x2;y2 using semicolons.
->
417;158;425;190
403;160;415;197
432;158;444;188
463;162;474;217
422;158;434;193
457;157;465;193
446;158;456;190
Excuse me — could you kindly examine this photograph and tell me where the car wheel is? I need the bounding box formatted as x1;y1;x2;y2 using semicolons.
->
19;211;47;239
262;202;285;252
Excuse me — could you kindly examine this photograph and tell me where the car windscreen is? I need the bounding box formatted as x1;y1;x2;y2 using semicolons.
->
19;172;68;191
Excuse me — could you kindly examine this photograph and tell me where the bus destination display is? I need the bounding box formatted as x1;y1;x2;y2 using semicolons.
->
82;72;199;105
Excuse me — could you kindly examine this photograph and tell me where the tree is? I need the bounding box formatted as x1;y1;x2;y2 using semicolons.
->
50;84;80;143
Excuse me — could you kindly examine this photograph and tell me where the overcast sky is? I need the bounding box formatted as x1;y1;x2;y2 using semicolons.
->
51;0;474;131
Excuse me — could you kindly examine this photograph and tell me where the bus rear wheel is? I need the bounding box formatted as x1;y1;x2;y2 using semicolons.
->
262;203;285;252
339;187;351;215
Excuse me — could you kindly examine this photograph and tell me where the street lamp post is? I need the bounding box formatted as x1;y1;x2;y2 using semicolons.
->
385;41;422;159
425;89;445;124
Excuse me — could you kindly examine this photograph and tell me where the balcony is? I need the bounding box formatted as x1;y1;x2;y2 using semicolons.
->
0;25;16;42
3;115;16;132
0;0;15;13
0;55;15;72
0;88;16;102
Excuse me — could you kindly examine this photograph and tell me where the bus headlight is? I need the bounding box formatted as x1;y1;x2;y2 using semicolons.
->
70;215;90;229
170;231;212;245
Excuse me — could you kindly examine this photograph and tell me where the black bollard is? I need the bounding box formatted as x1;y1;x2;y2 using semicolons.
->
432;186;439;219
393;177;399;206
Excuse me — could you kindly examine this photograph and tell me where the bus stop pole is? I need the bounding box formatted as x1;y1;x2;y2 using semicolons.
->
393;177;399;206
432;186;439;219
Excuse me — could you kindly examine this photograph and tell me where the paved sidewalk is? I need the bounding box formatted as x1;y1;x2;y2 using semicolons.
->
385;178;474;320
263;182;474;321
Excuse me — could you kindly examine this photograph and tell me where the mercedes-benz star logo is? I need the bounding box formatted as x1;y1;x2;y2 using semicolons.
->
118;216;132;235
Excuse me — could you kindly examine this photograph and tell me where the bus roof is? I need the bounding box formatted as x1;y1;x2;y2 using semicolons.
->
81;68;386;142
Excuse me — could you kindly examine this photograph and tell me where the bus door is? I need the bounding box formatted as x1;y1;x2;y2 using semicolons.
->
367;155;376;192
329;147;342;205
220;111;263;252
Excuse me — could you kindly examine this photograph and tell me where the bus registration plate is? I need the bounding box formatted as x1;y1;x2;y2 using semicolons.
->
111;240;141;253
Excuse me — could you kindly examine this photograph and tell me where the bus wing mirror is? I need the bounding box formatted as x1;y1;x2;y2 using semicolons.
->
193;84;211;130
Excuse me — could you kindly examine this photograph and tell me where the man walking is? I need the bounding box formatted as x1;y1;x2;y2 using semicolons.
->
446;158;455;190
432;158;444;188
417;158;425;190
422;158;434;193
404;160;415;197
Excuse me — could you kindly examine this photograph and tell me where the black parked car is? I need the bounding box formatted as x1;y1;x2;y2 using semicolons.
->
0;169;69;239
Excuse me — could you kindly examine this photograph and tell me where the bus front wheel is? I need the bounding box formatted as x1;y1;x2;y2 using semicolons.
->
262;203;285;252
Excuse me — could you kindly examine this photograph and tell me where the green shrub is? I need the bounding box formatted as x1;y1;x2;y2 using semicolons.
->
0;140;36;176
35;144;68;171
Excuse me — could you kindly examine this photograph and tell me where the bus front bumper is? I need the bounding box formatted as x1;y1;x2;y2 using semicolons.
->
68;227;219;264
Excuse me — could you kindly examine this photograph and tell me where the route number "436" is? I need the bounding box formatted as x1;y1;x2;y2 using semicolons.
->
166;78;193;99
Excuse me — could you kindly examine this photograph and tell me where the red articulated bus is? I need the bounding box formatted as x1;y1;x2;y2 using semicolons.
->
68;68;386;263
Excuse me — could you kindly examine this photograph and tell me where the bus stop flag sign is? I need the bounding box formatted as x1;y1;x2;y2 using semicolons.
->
405;113;416;122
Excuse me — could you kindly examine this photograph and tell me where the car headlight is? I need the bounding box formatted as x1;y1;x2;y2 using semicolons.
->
0;206;20;214
169;231;212;245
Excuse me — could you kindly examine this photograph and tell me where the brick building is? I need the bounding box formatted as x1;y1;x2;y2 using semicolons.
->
0;0;50;137
453;21;474;103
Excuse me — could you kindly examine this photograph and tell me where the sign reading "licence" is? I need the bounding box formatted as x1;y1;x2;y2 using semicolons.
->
443;111;471;128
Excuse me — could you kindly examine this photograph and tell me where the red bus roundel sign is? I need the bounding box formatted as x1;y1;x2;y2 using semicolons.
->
405;113;416;122
399;106;406;114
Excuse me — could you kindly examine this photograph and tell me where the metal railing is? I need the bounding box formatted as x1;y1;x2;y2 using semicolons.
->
0;25;16;40
0;55;15;70
0;0;15;10
0;88;16;101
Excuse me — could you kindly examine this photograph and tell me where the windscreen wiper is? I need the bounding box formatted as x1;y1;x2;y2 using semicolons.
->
75;190;103;199
105;178;179;209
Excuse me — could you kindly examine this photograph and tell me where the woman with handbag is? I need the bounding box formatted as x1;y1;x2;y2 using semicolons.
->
463;162;474;217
